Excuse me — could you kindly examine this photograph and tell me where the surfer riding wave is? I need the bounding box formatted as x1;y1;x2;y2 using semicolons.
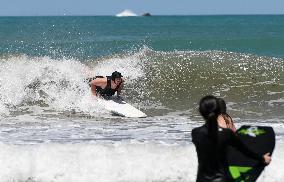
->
86;71;124;99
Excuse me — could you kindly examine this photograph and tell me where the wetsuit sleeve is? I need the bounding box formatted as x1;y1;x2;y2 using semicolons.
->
191;128;198;144
228;130;264;163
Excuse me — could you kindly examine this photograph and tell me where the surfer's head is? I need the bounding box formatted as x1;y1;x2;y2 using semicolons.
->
111;71;123;84
199;95;221;141
199;95;221;120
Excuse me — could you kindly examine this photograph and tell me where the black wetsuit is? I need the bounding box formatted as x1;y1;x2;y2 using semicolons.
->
88;76;120;98
192;124;263;182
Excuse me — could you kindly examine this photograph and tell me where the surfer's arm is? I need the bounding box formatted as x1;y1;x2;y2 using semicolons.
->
228;130;264;163
91;82;97;96
90;79;101;96
117;80;124;96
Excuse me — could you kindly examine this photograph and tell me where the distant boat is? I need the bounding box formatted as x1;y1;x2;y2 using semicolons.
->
142;13;151;16
116;9;137;17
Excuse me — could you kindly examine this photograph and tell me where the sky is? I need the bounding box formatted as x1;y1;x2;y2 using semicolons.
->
1;0;284;16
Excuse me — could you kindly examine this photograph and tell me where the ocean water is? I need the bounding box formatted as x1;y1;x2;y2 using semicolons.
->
0;16;283;182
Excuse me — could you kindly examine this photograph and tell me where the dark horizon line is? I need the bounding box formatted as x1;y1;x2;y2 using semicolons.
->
0;13;284;17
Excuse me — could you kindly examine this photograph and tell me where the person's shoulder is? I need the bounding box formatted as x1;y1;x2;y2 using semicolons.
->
192;126;201;132
192;125;206;135
191;125;208;143
92;77;107;84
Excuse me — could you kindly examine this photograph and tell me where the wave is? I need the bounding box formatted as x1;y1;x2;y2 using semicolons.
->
130;48;284;120
0;54;145;118
0;142;283;182
0;49;283;119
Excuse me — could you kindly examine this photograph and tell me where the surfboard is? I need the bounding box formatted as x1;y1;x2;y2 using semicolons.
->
97;96;147;118
228;125;275;182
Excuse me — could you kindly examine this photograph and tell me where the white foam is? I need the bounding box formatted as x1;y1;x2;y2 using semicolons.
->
0;142;197;182
93;55;145;81
0;142;283;182
257;141;284;182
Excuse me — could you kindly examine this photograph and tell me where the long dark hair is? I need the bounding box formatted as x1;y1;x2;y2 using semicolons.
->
199;95;221;142
218;98;227;114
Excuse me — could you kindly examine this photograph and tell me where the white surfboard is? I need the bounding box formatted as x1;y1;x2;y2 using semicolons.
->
97;97;147;118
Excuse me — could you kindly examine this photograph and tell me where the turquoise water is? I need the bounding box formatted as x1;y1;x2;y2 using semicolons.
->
1;15;284;58
0;16;284;181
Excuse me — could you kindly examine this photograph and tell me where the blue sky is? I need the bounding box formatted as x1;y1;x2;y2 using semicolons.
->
1;0;284;16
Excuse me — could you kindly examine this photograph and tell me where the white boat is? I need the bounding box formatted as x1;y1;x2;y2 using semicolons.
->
116;9;137;17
